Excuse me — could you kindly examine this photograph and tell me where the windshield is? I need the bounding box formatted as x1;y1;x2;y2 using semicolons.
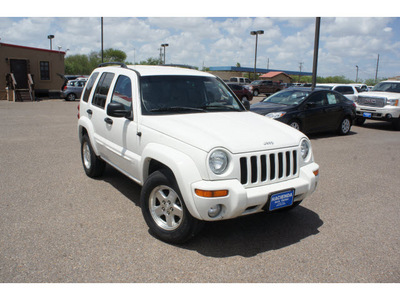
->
372;82;400;93
141;76;244;115
261;90;310;105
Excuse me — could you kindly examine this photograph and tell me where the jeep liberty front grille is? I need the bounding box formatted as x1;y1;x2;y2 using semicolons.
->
239;149;298;186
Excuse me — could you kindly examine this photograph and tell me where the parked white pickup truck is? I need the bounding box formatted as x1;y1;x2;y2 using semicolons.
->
78;63;319;243
355;80;400;130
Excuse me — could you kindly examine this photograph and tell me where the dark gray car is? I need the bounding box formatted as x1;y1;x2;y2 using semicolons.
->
61;80;87;101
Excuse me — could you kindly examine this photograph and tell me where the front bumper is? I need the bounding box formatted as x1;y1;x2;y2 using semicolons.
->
356;105;400;120
190;162;319;221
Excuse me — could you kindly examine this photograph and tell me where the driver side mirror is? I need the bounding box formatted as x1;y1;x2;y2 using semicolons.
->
107;102;131;118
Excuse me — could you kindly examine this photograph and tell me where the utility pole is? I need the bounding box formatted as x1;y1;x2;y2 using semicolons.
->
101;17;104;63
375;54;380;83
311;17;321;90
299;62;304;82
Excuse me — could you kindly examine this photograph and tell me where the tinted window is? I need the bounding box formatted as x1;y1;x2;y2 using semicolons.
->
92;72;115;109
335;86;354;94
82;72;99;103
307;92;326;107
110;75;132;111
141;76;243;114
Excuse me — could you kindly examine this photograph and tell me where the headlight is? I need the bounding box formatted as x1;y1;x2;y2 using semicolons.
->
266;112;286;119
386;99;399;106
209;150;229;175
300;139;310;160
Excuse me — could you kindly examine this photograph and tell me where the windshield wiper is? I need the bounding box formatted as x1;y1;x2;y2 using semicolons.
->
201;105;242;111
150;106;206;113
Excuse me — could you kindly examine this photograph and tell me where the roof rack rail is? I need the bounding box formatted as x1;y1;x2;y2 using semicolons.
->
97;62;127;68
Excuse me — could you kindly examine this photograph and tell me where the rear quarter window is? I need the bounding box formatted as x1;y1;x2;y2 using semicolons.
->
82;72;99;103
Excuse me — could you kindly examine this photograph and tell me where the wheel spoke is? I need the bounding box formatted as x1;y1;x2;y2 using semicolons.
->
173;204;183;218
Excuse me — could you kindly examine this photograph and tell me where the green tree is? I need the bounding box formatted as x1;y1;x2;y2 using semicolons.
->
65;48;130;75
138;57;163;65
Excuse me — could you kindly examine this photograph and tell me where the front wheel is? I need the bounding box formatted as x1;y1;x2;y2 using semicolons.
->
253;89;259;96
140;170;203;244
338;117;352;135
288;119;301;131
355;117;365;126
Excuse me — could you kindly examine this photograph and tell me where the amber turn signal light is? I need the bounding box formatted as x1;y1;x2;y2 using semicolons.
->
195;189;229;198
313;169;319;176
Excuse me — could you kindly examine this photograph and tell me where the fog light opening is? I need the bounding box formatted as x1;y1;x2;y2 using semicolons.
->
208;204;222;218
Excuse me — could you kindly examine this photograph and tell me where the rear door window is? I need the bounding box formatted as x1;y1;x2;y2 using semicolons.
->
92;72;115;109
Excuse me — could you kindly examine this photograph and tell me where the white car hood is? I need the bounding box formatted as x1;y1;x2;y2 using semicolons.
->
141;111;304;153
359;91;400;99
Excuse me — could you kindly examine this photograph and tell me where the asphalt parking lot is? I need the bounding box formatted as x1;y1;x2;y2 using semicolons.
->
0;99;399;283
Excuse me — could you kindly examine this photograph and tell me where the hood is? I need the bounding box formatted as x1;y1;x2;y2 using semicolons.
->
250;102;292;115
359;91;400;99
141;111;304;154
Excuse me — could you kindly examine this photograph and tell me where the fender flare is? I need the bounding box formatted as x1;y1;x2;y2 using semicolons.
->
141;143;204;219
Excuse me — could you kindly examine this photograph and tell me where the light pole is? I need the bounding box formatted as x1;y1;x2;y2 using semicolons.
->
355;65;359;82
47;35;54;50
250;30;264;80
161;43;169;64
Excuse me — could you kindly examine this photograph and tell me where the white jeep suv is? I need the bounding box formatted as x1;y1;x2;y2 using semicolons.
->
355;80;400;130
78;63;319;243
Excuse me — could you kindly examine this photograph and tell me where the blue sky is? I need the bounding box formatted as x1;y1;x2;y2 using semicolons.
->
1;1;399;81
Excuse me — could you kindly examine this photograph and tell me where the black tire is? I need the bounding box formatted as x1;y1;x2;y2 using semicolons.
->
355;117;365;126
253;89;259;96
393;119;400;131
338;116;352;135
140;169;203;244
288;119;301;131
66;93;76;101
81;134;106;178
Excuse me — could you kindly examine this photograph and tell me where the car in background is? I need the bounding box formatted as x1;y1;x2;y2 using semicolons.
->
227;83;253;102
355;80;400;130
61;79;87;101
250;87;356;135
247;80;284;96
349;84;368;92
229;77;252;85
316;84;359;101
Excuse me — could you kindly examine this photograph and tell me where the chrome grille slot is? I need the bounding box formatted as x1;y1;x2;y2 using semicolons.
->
357;96;386;107
239;149;299;187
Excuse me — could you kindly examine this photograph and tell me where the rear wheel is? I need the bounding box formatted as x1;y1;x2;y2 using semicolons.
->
140;170;203;244
338;117;352;135
81;135;105;178
66;93;76;101
253;89;259;96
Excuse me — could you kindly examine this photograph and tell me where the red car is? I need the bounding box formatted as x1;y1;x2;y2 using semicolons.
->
227;83;254;102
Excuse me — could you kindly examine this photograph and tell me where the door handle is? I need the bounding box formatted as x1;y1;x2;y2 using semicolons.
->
86;109;93;115
104;117;113;125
